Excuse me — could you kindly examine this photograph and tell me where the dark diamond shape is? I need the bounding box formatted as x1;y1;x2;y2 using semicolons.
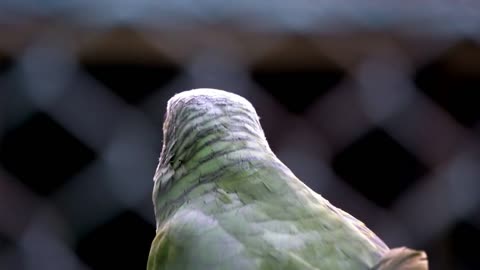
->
414;40;480;127
82;61;180;104
0;233;13;253
250;38;345;114
0;112;96;195
447;220;480;270
251;69;344;113
76;211;155;270
0;53;13;74
331;128;427;208
79;28;181;105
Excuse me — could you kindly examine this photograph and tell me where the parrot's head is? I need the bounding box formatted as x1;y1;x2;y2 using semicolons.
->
163;88;263;142
153;88;270;217
161;88;266;158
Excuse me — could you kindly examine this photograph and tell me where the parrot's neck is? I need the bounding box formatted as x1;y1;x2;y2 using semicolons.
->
153;103;277;227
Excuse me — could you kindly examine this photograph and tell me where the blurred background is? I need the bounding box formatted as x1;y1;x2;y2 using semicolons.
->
1;2;479;270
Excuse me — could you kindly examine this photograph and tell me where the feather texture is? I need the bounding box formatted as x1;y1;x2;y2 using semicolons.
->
147;88;428;270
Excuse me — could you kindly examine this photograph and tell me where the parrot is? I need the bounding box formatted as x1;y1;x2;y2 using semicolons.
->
147;88;428;270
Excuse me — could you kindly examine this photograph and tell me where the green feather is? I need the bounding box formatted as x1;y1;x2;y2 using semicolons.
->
147;88;427;270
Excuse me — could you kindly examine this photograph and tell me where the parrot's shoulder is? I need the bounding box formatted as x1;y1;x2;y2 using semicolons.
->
315;196;388;249
148;208;257;270
147;222;175;270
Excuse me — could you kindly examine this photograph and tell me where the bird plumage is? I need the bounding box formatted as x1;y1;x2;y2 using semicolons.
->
147;88;428;270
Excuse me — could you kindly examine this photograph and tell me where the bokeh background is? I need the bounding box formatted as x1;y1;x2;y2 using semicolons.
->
1;2;480;270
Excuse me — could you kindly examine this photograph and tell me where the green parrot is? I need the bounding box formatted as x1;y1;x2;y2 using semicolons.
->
147;88;428;270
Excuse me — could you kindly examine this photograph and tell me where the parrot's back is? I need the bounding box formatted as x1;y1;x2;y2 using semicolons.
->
147;89;428;270
149;159;397;270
